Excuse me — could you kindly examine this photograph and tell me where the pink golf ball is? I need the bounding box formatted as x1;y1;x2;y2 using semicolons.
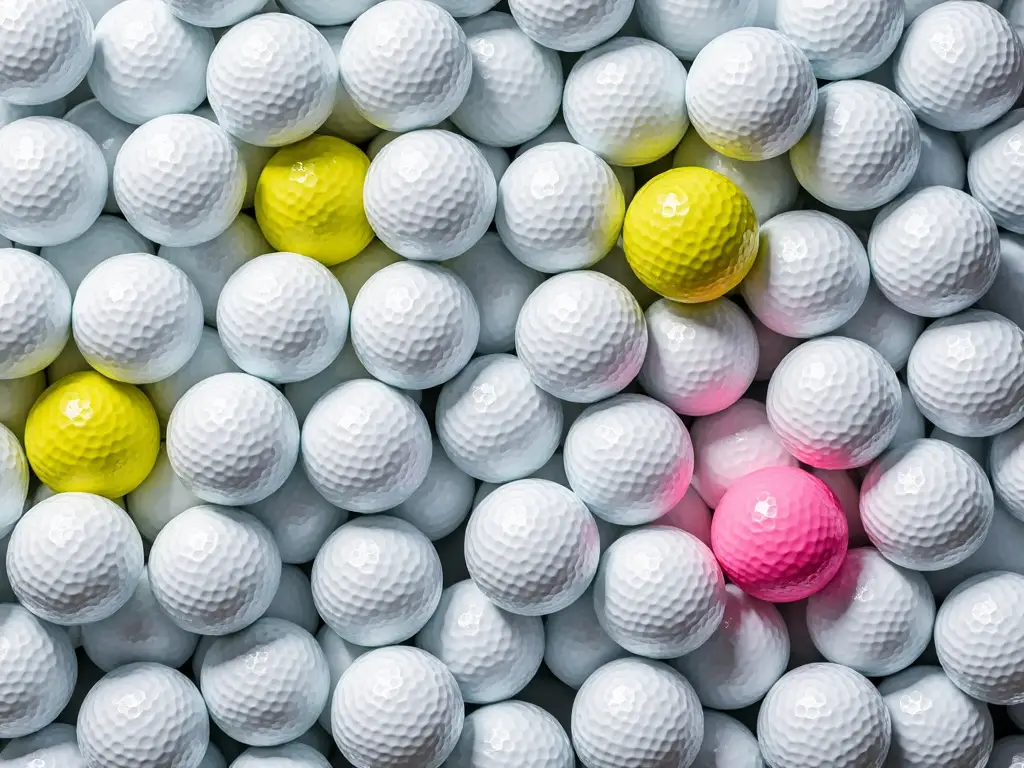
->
711;466;848;603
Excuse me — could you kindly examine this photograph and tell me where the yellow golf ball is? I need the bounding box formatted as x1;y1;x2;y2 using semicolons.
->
255;135;374;266
25;371;160;498
623;167;759;303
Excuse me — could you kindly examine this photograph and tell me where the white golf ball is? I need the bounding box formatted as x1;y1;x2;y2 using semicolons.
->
0;0;93;106
741;211;870;338
201;618;329;746
907;309;1024;437
72;252;204;384
7;492;143;625
391;440;474;540
465;479;600;616
339;0;471;131
593;526;726;658
77;663;209;768
835;281;924;371
564;394;693;525
934;570;1024;704
508;0;633;52
639;297;758;417
0;249;71;379
113;114;246;247
894;0;1023;131
124;446;203;542
563;37;688;167
363;130;496;261
452;12;563;147
311;516;442;646
673;583;789;710
0;426;27;538
88;0;213;124
0;723;86;768
0;117;106;247
571;658;703;768
860;438;994;570
634;0;757;59
968;108;1024;233
167;372;300;506
757;663;891;768
63;100;133;214
790;80;920;211
774;0;904;80
543;585;627;689
767;336;903;470
262;565;318;635
300;379;432;511
415;579;544;703
447;701;573;768
806;547;934;675
148;504;281;636
515;271;647;403
868;185;1000;317
331;646;464;768
41;214;154;296
207;13;337;147
686;27;816;161
692;711;763;768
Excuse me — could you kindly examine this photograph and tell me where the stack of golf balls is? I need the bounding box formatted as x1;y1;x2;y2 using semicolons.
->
0;0;1023;765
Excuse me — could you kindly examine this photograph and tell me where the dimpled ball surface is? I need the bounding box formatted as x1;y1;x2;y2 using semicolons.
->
774;0;903;80
25;371;159;498
991;422;1024;522
311;516;442;646
230;744;330;768
446;701;572;768
639;297;758;417
496;143;624;272
0;118;106;247
711;466;849;603
76;662;209;768
200;619;329;746
217;252;350;384
563;37;689;167
689;399;798;509
868;186;1000;317
673;583;789;710
685;28;816;161
835;282;924;371
0;723;86;767
0;249;70;379
0;0;93;106
894;1;1023;131
331;646;464;768
43;214;155;294
206;14;338;147
363;131;496;262
507;0;633;52
571;658;703;768
789;81;920;212
514;271;646;403
147;504;281;635
623;167;759;303
907;309;1024;437
339;0;471;131
0;426;27;537
879;665;994;768
767;337;902;470
805;547;934;676
933;570;1024;704
564;394;693;525
594;526;726;658
300;379;432;511
465;479;600;616
990;737;1024;768
415;579;543;703
742;211;869;338
757;663;891;768
634;0;756;60
254;136;372;266
0;604;76;738
452;13;563;148
113;114;245;248
968;110;1024;234
692;711;763;768
543;585;627;689
88;0;213;124
860;438;993;570
72;253;204;384
7;492;143;625
435;353;561;483
81;569;198;673
167;372;299;506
